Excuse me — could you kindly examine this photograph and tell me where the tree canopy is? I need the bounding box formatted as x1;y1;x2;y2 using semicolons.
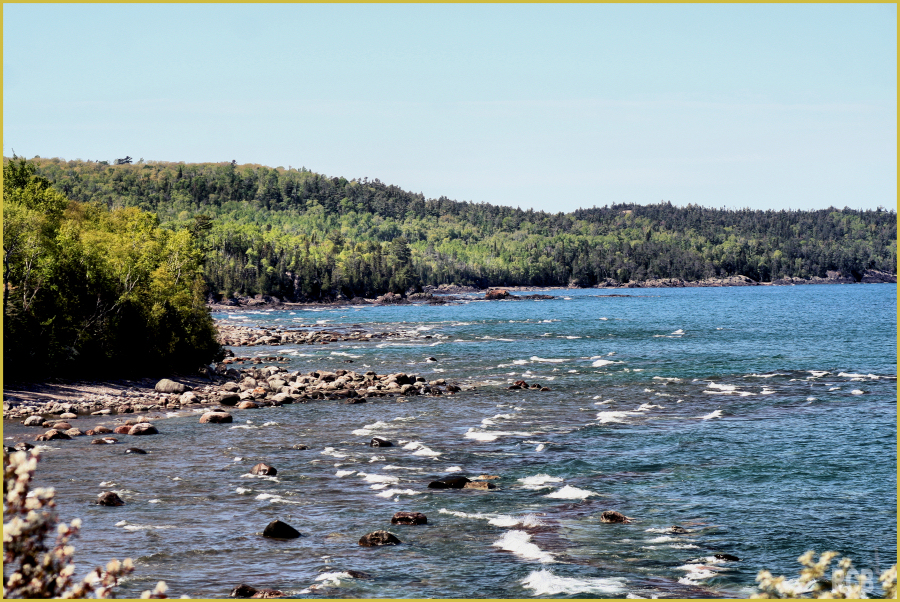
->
16;156;897;302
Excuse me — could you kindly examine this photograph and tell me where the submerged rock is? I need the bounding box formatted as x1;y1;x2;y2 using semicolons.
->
262;520;300;539
291;444;310;450
370;437;393;447
391;512;427;525
358;530;401;546
714;553;740;562
125;447;147;454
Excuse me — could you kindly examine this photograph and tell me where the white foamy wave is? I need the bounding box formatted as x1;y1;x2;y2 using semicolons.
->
121;524;176;531
493;530;554;563
375;488;421;498
358;473;399;484
530;356;568;363
335;470;355;477
850;389;865;395
705;382;737;391
592;359;619;367
596;411;639;423
807;370;830;378
521;569;625;595
412;447;441;457
314;571;352;587
545;485;596;499
465;431;498;442
369;483;389;490
381;465;424;471
535;444;546;452
239;473;279;481
445;466;462;472
330;351;361;358
351;429;373;436
636;403;664;411
648;535;680;543
236;487;252;494
364;420;393;429
698;409;723;420
321;447;349;458
518;474;563;489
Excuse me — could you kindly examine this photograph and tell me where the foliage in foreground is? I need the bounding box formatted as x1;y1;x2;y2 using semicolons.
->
2;450;170;598
2;156;221;381
754;550;897;599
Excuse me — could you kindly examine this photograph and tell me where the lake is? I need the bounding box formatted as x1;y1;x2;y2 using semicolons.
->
6;283;896;598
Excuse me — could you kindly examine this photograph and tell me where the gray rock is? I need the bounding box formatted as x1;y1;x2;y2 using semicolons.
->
155;379;188;394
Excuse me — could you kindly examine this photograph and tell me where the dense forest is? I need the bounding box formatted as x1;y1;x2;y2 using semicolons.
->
2;156;220;380
19;156;898;302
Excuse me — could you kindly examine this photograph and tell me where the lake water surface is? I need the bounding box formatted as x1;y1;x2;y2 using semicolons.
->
7;284;896;598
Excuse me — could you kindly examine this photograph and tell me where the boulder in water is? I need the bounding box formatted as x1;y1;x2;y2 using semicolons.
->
370;437;393;447
262;520;300;539
97;491;125;506
128;423;159;436
427;476;470;489
23;415;44;426
125;447;147;454
250;463;277;476
463;481;497;490
200;412;233;424
391;512;427;525
358;530;401;546
599;510;632;524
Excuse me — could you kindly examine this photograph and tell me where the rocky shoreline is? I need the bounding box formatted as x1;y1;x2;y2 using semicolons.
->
3;268;894;418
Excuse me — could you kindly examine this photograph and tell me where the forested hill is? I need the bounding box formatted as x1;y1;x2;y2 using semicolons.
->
25;157;898;301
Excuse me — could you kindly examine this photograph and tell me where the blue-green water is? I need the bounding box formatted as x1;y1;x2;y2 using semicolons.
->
8;284;897;598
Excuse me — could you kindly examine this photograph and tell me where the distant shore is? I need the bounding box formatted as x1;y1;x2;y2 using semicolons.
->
207;269;896;312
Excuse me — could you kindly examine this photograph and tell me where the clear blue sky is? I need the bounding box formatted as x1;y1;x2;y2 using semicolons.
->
4;3;896;213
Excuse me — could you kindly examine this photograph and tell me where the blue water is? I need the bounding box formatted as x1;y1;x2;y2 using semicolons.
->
7;284;896;598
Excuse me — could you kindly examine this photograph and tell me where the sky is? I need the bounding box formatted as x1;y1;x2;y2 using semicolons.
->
3;3;896;214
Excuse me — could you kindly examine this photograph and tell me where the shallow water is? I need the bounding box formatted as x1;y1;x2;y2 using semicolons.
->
5;284;896;598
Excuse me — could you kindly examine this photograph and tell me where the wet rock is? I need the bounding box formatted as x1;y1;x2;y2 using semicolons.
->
125;448;148;454
346;570;372;579
485;289;510;300
37;429;71;441
463;481;497;490
237;401;259;409
13;442;34;451
155;378;188;394
128;423;159;436
97;491;125;506
291;444;310;450
217;392;242;406
599;510;633;524
51;422;73;431
91;437;118;445
391;512;427;525
670;525;690;534
714;553;740;562
200;412;233;424
59;412;78;420
90;426;113;435
262;519;300;539
427;476;471;489
250;463;277;476
370;437;393;447
358;530;401;546
250;589;284;599
230;584;258;598
64;428;84;437
23;415;44;426
473;475;500;480
507;380;528;390
113;425;132;434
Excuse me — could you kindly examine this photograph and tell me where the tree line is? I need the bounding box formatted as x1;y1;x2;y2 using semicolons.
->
19;156;898;302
